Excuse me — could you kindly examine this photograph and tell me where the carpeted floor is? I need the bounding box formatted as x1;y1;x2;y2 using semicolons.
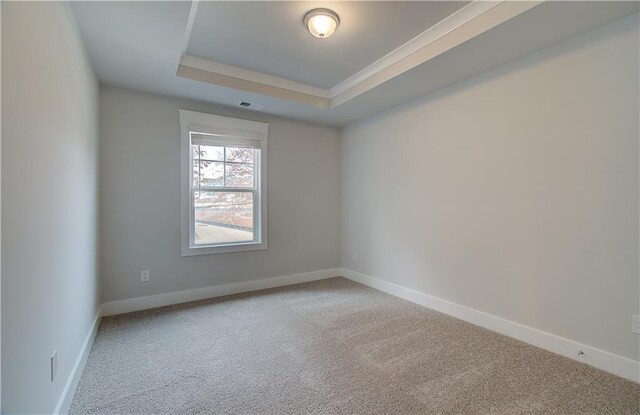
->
70;277;640;414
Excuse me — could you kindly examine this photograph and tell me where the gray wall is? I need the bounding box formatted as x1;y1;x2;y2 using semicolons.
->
99;86;341;302
1;2;100;413
341;14;639;362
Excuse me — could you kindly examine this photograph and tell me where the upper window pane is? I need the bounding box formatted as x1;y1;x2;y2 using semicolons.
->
193;144;224;162
225;147;254;164
191;144;256;188
193;161;224;187
225;163;254;188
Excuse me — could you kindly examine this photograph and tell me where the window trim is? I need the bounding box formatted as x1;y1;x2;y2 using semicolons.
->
180;109;268;256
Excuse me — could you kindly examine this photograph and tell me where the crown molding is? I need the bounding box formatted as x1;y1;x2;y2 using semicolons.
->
177;55;332;108
330;0;543;107
176;0;544;109
179;55;331;99
329;0;502;98
179;0;199;59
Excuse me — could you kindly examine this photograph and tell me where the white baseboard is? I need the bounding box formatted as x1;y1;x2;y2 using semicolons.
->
101;268;341;316
54;311;102;415
340;268;640;384
53;266;637;415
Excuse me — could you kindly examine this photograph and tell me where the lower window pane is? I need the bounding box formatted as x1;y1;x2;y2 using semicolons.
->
193;191;254;245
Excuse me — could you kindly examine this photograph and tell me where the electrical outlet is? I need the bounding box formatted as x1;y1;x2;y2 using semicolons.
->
51;350;57;382
140;270;150;282
352;252;358;261
633;315;640;335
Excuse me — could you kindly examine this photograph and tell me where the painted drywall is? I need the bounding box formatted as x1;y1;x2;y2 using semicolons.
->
341;14;640;363
1;3;3;409
99;86;340;302
1;2;100;414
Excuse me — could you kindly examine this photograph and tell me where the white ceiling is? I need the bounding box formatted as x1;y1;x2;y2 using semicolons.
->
70;1;639;127
187;1;468;89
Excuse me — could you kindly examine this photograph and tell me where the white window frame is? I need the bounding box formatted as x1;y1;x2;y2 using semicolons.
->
180;109;268;256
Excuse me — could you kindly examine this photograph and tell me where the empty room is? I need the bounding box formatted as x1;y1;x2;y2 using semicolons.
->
1;1;639;414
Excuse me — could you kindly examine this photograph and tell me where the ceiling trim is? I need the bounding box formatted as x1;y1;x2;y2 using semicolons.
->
179;0;199;61
179;55;331;99
177;0;544;109
177;59;332;108
329;0;502;98
331;0;543;107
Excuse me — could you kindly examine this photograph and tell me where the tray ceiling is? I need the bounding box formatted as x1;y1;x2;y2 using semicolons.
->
186;1;468;89
70;1;639;126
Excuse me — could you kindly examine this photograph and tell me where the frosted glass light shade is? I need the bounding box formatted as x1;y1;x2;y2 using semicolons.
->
304;9;340;39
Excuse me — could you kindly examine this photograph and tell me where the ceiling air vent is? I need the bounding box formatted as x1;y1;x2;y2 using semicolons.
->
238;101;263;110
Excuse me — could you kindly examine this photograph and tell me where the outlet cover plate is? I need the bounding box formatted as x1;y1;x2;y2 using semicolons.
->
633;315;640;335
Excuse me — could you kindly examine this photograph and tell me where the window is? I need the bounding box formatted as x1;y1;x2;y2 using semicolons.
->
180;110;268;255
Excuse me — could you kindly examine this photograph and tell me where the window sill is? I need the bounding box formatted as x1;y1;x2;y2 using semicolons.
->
181;241;267;256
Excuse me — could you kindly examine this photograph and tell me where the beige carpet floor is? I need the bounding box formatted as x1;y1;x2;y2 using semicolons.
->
70;277;640;414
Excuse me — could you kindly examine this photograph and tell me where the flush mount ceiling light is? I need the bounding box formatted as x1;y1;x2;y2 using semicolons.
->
303;8;340;39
